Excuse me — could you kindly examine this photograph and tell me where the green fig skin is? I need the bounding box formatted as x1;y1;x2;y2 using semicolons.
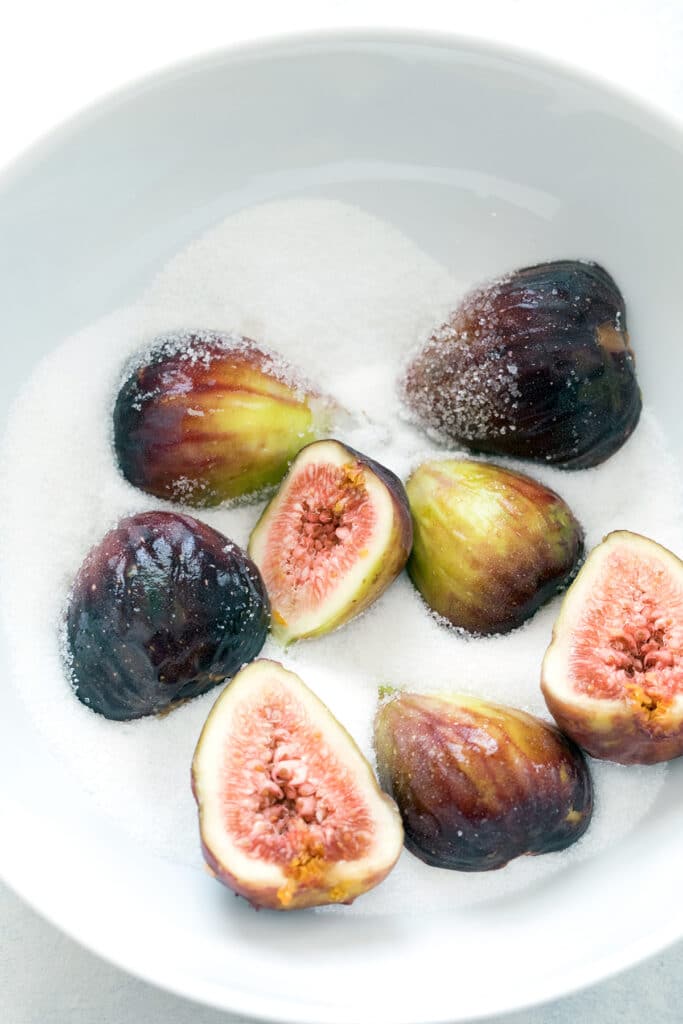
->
406;459;583;635
374;691;593;871
113;331;333;507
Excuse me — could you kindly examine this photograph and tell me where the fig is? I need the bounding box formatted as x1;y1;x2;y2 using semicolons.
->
64;511;269;720
374;691;592;871
403;260;641;469
542;530;683;764
406;458;583;635
113;331;333;507
248;439;412;644
192;659;404;909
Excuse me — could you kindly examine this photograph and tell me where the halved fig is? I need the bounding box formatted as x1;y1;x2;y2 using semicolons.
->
248;440;412;644
192;660;404;909
542;531;683;764
375;690;592;871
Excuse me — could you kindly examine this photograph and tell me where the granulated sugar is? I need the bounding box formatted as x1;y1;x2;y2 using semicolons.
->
0;199;679;915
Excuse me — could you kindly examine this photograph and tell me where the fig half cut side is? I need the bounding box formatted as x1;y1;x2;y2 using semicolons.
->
542;531;683;764
192;660;404;910
248;439;413;644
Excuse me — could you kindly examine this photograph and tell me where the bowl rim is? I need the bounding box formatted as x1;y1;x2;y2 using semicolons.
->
2;27;683;1024
1;25;682;191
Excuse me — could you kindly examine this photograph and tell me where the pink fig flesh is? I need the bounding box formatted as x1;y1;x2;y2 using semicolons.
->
248;440;412;644
192;660;404;910
542;531;683;764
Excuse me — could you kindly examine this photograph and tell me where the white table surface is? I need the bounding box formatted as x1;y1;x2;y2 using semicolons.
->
2;2;682;1022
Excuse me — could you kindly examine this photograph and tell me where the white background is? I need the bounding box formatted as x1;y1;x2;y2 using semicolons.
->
2;2;683;1022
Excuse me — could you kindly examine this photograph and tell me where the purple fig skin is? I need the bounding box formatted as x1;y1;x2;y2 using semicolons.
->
65;512;269;720
341;441;414;561
374;691;593;871
403;261;641;469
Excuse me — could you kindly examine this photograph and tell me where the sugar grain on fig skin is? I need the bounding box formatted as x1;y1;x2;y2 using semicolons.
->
0;199;679;915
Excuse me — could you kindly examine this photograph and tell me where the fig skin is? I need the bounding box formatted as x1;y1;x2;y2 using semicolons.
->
113;330;333;507
249;439;413;645
192;660;404;910
542;531;683;765
374;691;593;871
65;512;269;720
406;458;583;635
403;260;641;469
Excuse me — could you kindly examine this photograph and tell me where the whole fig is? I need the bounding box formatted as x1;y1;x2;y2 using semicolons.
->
402;261;641;469
113;331;333;507
65;512;269;719
374;691;592;871
406;458;583;634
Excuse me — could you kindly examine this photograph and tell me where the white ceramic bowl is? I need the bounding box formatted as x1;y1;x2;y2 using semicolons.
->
1;31;682;1024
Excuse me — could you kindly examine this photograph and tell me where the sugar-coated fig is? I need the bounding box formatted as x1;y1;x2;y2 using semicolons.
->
406;458;583;635
192;660;404;909
248;439;412;644
65;512;269;720
403;261;641;469
374;691;592;871
113;331;333;507
542;530;683;764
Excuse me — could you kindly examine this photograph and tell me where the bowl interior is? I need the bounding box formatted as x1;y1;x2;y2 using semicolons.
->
1;34;682;1024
